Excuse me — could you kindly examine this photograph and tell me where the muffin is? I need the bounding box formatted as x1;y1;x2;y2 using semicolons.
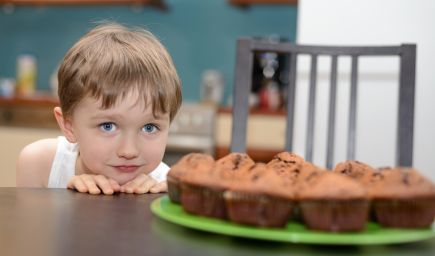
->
297;172;369;232
267;152;304;170
369;167;435;228
214;152;256;176
333;160;376;185
166;153;215;203
224;163;295;227
180;152;255;219
293;162;326;194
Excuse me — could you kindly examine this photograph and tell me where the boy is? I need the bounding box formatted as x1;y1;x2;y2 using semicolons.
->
16;23;182;195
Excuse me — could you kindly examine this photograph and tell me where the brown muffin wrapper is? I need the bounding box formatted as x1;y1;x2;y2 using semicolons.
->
291;202;304;222
299;199;369;232
167;176;181;204
180;182;227;219
224;191;293;228
372;198;435;228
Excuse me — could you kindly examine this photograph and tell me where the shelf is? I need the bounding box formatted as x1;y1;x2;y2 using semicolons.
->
0;95;59;107
0;0;167;9
218;106;286;116
0;95;59;129
229;0;298;6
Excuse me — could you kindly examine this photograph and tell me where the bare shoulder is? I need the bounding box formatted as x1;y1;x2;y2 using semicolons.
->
16;138;58;187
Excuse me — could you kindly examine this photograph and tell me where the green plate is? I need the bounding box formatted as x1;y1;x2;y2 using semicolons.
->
151;195;435;245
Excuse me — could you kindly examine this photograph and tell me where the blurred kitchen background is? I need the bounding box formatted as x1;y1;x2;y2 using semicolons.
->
1;0;434;187
0;0;298;187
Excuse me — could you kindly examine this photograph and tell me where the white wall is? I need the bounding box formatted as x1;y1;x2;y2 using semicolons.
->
296;0;435;180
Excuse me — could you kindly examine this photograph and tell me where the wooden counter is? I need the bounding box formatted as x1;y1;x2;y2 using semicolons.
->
2;188;434;256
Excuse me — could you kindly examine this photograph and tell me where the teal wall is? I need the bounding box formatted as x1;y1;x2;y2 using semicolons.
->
0;0;297;103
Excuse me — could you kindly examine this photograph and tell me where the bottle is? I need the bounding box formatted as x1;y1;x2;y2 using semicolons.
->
0;78;15;98
259;80;281;110
16;54;37;96
200;70;224;106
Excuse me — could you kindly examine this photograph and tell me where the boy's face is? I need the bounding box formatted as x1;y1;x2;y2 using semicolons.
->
67;91;170;185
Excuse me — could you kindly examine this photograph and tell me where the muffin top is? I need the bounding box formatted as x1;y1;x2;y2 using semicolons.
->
228;163;295;199
266;152;305;179
333;160;375;185
292;162;326;191
369;167;435;199
267;152;304;168
167;153;215;179
214;152;256;180
182;152;255;189
297;172;368;200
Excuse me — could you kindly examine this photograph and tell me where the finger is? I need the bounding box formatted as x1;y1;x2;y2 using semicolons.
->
134;178;157;194
108;178;121;193
67;176;88;193
121;173;149;193
81;175;101;195
150;181;168;194
94;175;114;195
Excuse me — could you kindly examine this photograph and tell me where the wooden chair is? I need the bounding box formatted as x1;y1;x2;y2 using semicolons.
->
230;38;416;169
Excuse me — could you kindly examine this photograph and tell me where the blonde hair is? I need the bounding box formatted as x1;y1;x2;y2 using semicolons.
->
57;22;182;121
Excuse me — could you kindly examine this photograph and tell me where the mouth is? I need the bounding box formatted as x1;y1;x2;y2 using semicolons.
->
113;165;141;173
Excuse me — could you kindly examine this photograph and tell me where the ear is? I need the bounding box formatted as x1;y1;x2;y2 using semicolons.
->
54;106;77;143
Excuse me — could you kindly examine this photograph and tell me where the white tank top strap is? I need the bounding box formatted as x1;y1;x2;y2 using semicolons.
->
47;136;78;188
148;162;170;183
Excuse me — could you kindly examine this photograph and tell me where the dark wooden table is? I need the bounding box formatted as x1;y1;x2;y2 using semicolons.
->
1;188;434;256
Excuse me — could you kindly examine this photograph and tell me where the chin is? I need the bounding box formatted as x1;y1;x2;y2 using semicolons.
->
115;173;140;186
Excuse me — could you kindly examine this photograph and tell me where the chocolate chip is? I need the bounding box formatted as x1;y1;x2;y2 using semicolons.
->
402;171;410;185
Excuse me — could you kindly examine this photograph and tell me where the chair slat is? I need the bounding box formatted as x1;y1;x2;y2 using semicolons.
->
347;56;358;160
397;44;416;167
230;39;253;153
284;53;298;152
326;55;338;169
305;54;318;162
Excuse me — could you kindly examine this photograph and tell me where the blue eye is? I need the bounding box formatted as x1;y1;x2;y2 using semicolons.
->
143;124;158;134
99;122;117;132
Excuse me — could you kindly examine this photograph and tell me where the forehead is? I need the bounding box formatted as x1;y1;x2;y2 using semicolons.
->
79;92;137;108
74;92;168;119
72;95;169;122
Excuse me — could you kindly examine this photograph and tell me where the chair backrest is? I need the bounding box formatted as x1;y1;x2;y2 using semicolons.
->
230;38;416;169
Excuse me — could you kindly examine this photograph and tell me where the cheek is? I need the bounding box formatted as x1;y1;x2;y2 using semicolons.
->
78;140;110;167
141;136;168;162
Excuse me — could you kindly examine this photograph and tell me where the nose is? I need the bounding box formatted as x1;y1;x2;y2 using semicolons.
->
117;135;139;159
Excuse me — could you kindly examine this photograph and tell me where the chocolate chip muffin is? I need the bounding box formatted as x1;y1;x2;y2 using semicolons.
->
369;167;435;228
333;160;376;185
224;163;295;227
297;172;369;232
180;152;255;219
166;153;215;203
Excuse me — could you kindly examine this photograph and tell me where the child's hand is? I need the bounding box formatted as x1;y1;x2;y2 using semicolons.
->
67;174;121;195
150;181;168;193
120;173;167;194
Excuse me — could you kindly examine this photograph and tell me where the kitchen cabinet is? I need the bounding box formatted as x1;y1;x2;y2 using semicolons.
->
215;107;286;163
